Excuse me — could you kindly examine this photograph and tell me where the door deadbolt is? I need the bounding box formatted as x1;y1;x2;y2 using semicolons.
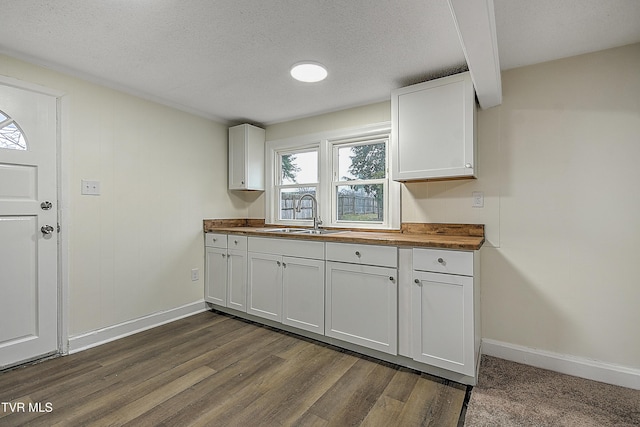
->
41;201;53;210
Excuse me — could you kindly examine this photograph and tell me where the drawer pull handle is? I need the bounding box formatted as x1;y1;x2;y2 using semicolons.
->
277;261;281;266
389;276;394;281
355;251;361;256
437;258;445;264
213;238;217;242
234;240;238;244
222;253;226;258
414;279;420;284
282;262;287;268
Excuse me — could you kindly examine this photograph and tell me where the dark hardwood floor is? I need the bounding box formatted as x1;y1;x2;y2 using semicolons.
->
0;311;467;426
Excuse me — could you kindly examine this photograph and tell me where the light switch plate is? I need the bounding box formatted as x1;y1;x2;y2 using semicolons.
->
81;180;101;195
472;191;484;208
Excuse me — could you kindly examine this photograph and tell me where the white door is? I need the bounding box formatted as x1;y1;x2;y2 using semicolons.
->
0;83;58;368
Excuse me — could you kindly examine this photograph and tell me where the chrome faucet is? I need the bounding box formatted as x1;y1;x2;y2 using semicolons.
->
296;193;322;230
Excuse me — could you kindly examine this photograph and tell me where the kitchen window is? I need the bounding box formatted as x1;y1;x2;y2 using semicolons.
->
275;148;319;221
332;137;388;225
265;123;400;230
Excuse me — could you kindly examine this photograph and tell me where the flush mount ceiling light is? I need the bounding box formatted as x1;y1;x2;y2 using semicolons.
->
290;61;328;83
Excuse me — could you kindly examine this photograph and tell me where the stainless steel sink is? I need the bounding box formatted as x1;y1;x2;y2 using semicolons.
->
261;228;300;233
292;229;345;235
260;228;345;235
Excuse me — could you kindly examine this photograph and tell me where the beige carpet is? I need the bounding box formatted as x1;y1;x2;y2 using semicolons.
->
464;355;640;427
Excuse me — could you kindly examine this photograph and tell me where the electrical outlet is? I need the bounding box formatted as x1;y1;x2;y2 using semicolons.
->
81;180;101;195
191;268;199;281
472;191;484;208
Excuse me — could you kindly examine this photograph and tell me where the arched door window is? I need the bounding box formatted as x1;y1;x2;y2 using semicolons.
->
0;110;27;150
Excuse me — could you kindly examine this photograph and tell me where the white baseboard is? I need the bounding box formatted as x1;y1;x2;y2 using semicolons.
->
482;338;640;390
68;301;208;354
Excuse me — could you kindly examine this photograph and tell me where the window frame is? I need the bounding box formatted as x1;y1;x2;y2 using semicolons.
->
275;146;320;222
265;122;400;230
330;136;389;227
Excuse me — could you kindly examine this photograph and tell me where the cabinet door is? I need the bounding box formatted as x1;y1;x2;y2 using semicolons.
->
282;257;324;335
227;249;247;312
392;72;475;181
205;247;227;306
412;271;474;376
247;252;282;322
228;125;246;189
325;262;397;355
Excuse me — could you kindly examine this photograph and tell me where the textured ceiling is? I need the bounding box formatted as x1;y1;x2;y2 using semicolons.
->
1;0;639;125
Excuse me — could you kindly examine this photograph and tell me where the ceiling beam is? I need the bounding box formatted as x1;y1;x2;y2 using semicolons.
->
448;0;502;109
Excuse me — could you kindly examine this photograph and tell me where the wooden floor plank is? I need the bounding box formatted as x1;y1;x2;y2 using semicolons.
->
396;374;466;427
3;320;259;426
213;343;356;427
303;357;378;421
381;367;421;402
83;366;216;427
324;362;397;427
6;318;250;420
360;395;405;427
0;311;466;427
127;333;302;426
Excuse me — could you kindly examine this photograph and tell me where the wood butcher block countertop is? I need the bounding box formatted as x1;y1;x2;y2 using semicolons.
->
203;219;485;251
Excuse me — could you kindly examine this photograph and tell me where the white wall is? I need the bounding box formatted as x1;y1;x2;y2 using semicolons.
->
0;55;248;337
479;43;640;369
260;43;640;370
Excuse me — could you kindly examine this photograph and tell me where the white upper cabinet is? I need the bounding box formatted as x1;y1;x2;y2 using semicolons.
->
228;123;265;190
391;72;476;182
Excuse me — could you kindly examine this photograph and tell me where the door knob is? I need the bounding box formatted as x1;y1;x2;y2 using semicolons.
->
41;225;55;235
40;201;53;210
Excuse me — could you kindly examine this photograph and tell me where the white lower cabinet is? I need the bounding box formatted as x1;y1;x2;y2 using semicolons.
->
247;252;282;321
325;242;398;355
205;234;247;311
226;248;247;311
205;247;228;306
206;233;480;384
411;248;478;377
247;237;325;332
282;257;325;334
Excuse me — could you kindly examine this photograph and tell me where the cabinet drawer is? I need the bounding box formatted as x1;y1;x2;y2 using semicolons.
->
326;242;397;268
205;233;227;248
248;237;324;259
413;248;473;276
227;234;248;251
